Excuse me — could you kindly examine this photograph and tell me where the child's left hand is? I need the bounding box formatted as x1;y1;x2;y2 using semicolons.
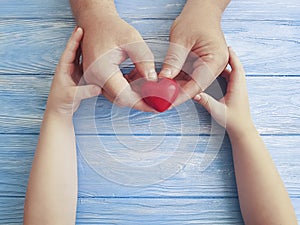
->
46;27;102;116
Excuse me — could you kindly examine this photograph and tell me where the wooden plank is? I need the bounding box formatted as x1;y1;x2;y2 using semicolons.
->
75;197;244;224
75;197;298;224
0;197;300;224
0;197;24;225
0;19;299;75
0;76;299;134
0;134;299;198
75;135;300;198
0;0;299;21
0;0;299;224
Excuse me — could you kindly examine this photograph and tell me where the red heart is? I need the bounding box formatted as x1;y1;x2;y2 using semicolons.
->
141;78;179;112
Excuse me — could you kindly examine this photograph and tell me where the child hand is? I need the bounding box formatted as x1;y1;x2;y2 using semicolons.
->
194;48;253;134
46;27;102;116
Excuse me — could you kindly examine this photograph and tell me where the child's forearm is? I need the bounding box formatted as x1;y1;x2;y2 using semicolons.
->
24;110;77;225
228;125;297;225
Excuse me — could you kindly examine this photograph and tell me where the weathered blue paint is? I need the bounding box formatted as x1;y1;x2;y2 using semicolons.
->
0;0;299;224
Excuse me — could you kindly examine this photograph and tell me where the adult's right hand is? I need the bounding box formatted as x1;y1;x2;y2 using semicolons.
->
70;0;157;112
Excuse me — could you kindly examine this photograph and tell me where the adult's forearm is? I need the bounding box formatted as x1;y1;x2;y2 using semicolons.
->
70;0;118;24
184;0;231;16
228;127;297;224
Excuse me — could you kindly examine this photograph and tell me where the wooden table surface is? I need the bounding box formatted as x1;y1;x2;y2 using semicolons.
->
0;0;300;224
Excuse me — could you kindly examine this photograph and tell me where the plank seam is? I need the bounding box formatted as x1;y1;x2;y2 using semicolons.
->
0;17;299;22
1;195;300;199
1;74;300;77
0;133;300;136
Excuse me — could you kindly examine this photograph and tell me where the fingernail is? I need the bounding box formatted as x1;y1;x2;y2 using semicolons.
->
148;69;157;81
161;68;172;78
74;26;79;32
194;94;201;101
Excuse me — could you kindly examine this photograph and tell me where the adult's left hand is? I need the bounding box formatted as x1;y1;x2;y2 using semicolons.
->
159;0;230;106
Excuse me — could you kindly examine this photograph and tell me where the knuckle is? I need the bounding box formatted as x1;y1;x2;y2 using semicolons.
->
165;52;182;64
202;51;229;75
124;27;142;41
165;52;186;69
202;95;209;107
137;48;154;63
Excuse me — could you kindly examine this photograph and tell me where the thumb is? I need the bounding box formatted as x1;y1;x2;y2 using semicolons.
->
194;92;226;127
159;42;190;79
75;85;102;101
124;41;157;81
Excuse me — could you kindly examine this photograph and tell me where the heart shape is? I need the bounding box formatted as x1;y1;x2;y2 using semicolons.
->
141;78;179;112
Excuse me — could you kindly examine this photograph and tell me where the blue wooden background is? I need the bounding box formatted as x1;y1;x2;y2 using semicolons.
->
0;0;300;224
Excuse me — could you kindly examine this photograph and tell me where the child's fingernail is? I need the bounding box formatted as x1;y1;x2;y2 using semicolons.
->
148;69;157;81
160;68;172;78
194;94;201;101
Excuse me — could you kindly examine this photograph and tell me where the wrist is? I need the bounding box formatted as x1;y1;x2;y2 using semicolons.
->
186;0;229;14
70;0;119;26
227;121;257;140
44;106;74;123
183;0;224;21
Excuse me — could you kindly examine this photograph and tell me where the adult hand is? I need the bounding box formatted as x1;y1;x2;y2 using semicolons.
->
159;0;230;106
70;0;157;112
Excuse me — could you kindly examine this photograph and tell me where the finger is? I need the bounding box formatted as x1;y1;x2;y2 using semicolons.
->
83;47;126;87
172;64;225;107
172;79;200;107
82;47;156;112
194;92;226;127
75;84;102;101
103;71;156;112
227;47;247;89
60;27;83;66
228;47;244;74
124;41;157;81
159;42;190;79
103;87;156;113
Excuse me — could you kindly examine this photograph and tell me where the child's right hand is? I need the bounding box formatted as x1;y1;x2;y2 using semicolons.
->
194;48;254;134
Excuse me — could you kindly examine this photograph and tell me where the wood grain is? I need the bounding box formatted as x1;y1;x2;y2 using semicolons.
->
1;196;300;224
0;76;299;134
1;0;300;21
1;19;299;75
0;197;241;224
1;0;300;223
75;197;244;224
1;134;299;198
